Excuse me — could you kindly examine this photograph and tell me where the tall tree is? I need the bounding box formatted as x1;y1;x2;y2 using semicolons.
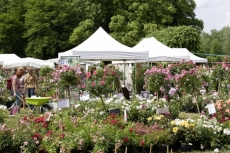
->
23;0;77;59
0;0;26;57
151;26;201;53
218;26;230;56
210;39;221;55
109;0;176;46
0;0;11;13
170;0;203;31
200;32;211;54
0;13;25;56
69;0;105;45
69;19;96;45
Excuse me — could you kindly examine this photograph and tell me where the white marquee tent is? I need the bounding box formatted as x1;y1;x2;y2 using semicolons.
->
3;57;55;69
172;48;208;63
0;54;21;63
133;37;190;62
58;27;148;61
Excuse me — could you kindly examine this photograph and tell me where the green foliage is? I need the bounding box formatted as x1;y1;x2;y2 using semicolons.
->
150;26;201;53
200;26;230;62
0;13;25;56
170;0;203;31
175;68;202;94
210;59;230;95
169;60;196;76
23;0;76;59
131;64;149;94
0;69;14;106
168;98;182;119
0;124;13;152
53;65;81;98
39;66;53;77
69;19;95;45
0;0;205;59
144;65;171;94
83;67;122;97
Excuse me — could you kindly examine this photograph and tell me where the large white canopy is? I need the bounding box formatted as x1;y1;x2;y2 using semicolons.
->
172;48;208;63
58;27;148;61
0;54;21;63
133;37;190;62
3;57;55;69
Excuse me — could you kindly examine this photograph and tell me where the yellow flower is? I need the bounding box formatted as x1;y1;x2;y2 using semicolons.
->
173;127;178;133
171;121;176;125
190;123;195;127
155;116;161;120
184;122;189;128
147;117;152;121
179;121;185;126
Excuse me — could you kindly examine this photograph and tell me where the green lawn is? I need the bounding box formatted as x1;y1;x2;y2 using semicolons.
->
3;107;40;128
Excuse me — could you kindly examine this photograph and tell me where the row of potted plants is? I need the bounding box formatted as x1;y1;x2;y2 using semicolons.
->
0;96;230;152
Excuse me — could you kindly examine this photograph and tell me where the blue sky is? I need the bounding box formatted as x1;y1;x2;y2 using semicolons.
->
194;0;230;33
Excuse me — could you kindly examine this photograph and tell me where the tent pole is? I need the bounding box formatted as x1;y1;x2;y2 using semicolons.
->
134;63;136;94
123;60;126;87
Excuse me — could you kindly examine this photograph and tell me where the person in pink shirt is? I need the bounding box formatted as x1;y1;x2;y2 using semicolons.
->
8;67;25;113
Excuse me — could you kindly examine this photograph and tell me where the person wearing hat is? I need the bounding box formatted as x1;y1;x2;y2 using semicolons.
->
24;68;38;109
8;67;25;113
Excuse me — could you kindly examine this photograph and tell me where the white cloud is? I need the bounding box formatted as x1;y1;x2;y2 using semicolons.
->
194;0;209;8
194;0;227;8
194;0;230;32
224;12;230;26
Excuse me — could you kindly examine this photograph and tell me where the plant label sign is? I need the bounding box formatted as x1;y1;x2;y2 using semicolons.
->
44;112;51;121
117;93;123;100
57;99;70;108
141;91;149;98
168;87;176;95
207;103;216;115
80;94;90;101
156;107;169;114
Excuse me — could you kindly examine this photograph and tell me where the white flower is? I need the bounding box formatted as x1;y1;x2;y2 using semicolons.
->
223;128;230;135
147;99;152;103
192;98;196;103
120;97;125;100
125;107;130;111
136;105;141;110
99;111;104;116
217;127;222;133
74;104;80;108
152;96;157;100
214;148;219;153
200;144;204;149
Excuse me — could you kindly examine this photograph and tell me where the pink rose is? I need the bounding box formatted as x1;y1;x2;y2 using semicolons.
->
86;72;91;78
91;82;96;87
81;84;86;88
93;71;97;75
100;81;105;85
24;141;28;146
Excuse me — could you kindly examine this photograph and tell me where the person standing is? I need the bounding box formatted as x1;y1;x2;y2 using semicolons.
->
80;67;86;85
9;67;25;113
20;71;26;109
24;68;38;109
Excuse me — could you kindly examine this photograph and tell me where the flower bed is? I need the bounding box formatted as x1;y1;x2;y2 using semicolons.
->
0;59;230;152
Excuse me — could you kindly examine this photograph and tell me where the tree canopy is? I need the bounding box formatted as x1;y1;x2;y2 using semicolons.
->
0;0;205;59
200;26;230;62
